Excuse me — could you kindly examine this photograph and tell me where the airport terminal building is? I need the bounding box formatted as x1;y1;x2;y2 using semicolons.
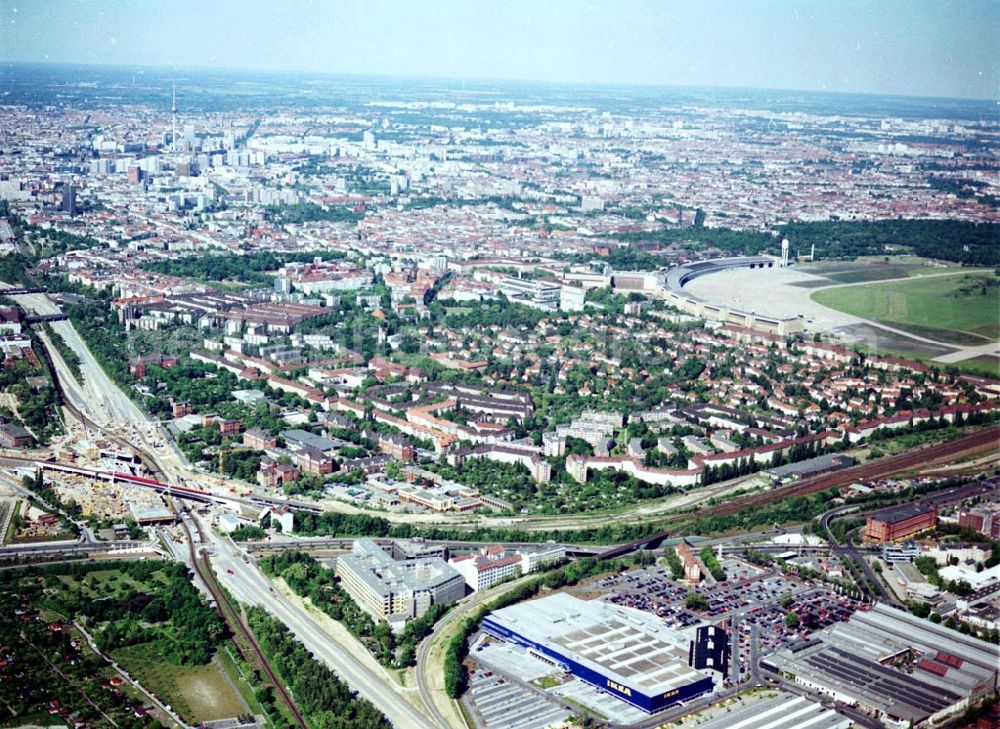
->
483;593;715;713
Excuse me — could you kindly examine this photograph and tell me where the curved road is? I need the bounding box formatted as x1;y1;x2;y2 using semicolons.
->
416;574;538;729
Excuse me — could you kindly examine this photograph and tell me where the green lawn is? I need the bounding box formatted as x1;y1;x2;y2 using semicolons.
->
812;273;1000;342
111;644;246;723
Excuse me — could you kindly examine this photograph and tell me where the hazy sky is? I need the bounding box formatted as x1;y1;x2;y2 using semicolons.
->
1;0;997;99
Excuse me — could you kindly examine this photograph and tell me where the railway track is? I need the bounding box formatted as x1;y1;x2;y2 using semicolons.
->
684;425;1000;521
31;315;307;727
181;517;307;729
32;323;167;481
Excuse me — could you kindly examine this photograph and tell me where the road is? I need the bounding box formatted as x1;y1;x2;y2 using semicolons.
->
7;285;997;729
821;478;998;604
416;574;542;729
4;292;435;728
21;286;1000;542
200;516;438;729
8;287;189;479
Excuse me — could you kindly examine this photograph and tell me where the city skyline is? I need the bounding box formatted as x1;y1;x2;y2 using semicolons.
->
0;5;998;729
1;0;998;101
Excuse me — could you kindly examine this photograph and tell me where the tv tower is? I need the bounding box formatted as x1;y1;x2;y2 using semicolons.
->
171;80;177;154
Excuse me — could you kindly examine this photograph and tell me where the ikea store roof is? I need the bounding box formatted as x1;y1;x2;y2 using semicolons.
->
486;592;710;695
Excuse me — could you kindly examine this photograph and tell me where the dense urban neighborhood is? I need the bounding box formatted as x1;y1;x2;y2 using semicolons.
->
0;54;998;729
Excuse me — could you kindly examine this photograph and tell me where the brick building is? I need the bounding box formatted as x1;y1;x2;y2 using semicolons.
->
257;456;298;488
128;353;178;379
0;422;33;448
243;428;278;450
676;542;703;583
959;507;1000;540
865;504;937;543
217;419;242;436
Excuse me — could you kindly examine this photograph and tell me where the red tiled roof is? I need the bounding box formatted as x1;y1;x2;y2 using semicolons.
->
917;659;947;676
936;651;963;668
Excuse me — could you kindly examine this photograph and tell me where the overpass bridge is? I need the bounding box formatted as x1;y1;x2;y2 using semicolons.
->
26;313;68;323
594;530;672;560
1;287;47;295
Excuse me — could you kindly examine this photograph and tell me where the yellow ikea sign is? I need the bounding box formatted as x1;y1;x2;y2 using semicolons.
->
607;680;632;696
663;689;679;699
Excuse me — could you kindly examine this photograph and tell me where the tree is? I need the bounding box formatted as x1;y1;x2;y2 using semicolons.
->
784;611;799;629
686;592;708;610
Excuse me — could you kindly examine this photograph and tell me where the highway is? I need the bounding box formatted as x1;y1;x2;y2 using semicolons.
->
5;285;998;729
10;286;190;481
2;290;438;728
416;573;544;729
10;286;1000;541
200;517;438;729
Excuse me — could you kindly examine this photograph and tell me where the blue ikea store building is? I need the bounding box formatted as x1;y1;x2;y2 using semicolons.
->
482;593;715;713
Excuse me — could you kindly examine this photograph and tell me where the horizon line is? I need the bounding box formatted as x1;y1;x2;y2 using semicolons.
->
2;58;997;106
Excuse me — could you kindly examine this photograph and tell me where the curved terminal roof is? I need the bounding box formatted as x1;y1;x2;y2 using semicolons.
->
663;256;776;304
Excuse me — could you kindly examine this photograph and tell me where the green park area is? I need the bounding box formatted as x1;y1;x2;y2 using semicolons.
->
0;561;246;727
812;271;1000;345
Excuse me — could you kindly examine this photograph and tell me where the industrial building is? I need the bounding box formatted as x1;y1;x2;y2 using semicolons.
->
483;593;715;713
764;453;856;482
762;603;998;728
692;692;850;729
864;503;937;543
335;539;465;625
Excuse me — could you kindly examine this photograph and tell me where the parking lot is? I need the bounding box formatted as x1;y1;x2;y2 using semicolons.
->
740;587;865;656
465;667;570;729
697;571;804;619
596;560;811;626
579;555;866;687
599;565;703;628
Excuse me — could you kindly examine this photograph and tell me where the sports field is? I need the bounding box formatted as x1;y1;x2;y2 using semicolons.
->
811;272;999;343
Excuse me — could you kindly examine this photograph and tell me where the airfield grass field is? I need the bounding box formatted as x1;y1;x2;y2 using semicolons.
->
811;272;1000;344
795;256;968;285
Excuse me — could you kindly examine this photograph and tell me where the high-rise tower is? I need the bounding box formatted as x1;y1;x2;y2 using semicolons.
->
171;80;177;153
